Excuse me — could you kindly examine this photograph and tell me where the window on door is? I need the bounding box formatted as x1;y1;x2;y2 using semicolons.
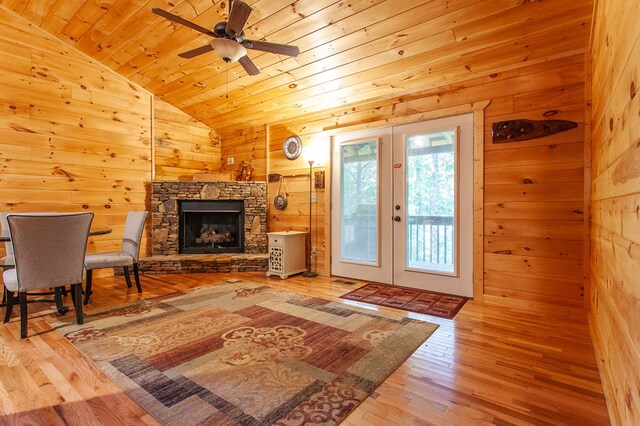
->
340;139;379;265
405;129;457;275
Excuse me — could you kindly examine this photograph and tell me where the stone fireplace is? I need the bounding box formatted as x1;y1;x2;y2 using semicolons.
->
141;181;268;274
151;181;267;256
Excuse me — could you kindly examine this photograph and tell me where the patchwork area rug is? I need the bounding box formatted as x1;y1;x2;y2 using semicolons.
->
52;281;438;425
340;283;468;319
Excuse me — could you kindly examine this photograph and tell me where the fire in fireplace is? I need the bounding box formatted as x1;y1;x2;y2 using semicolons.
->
179;200;244;254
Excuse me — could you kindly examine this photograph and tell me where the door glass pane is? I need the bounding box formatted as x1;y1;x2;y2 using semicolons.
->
405;130;456;274
341;140;378;264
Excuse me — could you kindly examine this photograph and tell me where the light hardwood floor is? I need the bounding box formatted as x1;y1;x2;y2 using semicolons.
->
0;273;610;425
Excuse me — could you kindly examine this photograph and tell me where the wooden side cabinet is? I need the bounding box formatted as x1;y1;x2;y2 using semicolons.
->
266;231;306;279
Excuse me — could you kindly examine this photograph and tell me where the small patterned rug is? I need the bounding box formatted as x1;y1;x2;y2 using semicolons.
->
340;283;468;319
51;281;438;425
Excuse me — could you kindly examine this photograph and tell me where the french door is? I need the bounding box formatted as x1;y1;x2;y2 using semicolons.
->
331;127;394;284
331;114;473;297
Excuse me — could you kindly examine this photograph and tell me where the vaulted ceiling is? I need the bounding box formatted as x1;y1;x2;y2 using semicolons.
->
0;0;592;132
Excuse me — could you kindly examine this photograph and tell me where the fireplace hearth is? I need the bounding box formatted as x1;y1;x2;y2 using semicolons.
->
179;200;244;254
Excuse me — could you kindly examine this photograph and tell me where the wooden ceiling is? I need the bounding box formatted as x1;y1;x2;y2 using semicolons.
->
1;0;592;132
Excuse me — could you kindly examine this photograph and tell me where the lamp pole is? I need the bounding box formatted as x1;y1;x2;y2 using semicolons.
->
303;159;318;277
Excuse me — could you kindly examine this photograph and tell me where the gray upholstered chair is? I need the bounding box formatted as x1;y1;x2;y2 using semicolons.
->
2;212;61;305
1;212;60;264
83;211;148;305
0;213;9;305
1;213;14;290
1;213;11;263
2;213;93;339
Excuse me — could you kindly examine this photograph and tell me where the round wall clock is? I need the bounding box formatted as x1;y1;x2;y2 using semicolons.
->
283;135;302;160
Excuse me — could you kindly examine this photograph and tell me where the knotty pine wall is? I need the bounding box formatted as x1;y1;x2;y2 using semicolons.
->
0;6;221;270
219;126;268;182
246;53;588;308
154;98;222;181
589;0;640;424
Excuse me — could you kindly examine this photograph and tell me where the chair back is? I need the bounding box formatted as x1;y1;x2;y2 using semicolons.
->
121;211;148;262
1;212;59;258
7;213;93;292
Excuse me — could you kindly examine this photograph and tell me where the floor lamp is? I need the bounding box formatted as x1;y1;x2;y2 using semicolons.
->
302;157;318;278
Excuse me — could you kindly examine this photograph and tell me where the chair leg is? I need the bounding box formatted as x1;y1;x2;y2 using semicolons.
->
19;292;27;339
53;287;69;315
83;269;93;305
68;285;76;308
4;291;14;323
133;263;142;294
72;284;83;325
123;266;133;289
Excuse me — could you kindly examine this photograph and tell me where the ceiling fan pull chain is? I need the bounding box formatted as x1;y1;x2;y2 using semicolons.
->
226;61;229;99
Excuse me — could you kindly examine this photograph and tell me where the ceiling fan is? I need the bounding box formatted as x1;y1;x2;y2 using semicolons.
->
151;1;300;76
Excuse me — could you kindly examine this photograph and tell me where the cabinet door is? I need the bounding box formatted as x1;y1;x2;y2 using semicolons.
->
269;244;284;273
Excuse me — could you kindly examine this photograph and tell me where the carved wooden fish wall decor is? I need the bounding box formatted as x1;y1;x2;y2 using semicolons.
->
492;119;578;143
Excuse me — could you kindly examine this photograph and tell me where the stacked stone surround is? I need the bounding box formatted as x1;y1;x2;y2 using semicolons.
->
151;181;267;255
140;181;268;274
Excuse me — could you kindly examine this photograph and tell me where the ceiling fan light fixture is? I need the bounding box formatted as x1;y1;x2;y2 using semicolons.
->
210;38;246;62
152;3;298;76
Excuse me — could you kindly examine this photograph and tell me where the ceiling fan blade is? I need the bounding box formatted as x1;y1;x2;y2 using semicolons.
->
151;8;216;37
226;0;252;37
238;55;260;75
178;44;215;59
243;39;300;57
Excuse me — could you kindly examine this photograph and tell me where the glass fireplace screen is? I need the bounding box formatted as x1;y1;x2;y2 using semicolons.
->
179;200;244;254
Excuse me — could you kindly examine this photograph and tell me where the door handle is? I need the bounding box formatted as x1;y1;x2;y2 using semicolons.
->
393;216;401;222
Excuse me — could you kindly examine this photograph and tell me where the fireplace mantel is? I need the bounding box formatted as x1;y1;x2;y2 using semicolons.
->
151;181;267;256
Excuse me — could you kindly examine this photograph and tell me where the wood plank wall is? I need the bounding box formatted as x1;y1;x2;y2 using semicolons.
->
589;0;640;424
220;126;267;182
0;4;151;260
0;6;222;271
260;53;588;307
153;98;221;181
